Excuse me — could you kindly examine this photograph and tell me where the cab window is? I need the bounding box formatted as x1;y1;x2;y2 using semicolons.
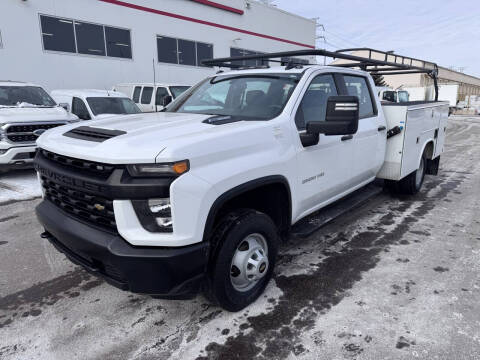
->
71;97;91;120
295;74;338;130
343;75;375;118
155;87;169;106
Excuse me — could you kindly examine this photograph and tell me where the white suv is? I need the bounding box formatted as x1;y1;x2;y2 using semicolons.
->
0;81;77;173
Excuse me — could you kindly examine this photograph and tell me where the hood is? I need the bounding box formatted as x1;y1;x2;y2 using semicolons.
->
0;106;77;123
37;112;236;163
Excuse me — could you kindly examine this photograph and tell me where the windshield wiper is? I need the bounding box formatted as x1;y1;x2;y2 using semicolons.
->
210;74;281;84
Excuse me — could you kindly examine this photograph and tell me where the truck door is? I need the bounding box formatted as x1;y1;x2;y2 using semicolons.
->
294;73;354;217
342;74;385;185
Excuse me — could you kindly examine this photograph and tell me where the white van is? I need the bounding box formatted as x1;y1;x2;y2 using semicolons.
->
51;89;141;121
113;83;191;112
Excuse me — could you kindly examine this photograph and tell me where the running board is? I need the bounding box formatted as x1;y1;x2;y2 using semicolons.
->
291;182;383;238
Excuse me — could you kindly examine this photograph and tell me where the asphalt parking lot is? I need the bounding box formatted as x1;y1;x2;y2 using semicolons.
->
1;116;480;360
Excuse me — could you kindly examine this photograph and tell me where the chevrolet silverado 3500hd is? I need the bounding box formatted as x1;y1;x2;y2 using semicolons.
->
0;81;78;173
34;49;448;311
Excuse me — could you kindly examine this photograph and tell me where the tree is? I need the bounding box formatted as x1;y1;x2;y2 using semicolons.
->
371;73;388;87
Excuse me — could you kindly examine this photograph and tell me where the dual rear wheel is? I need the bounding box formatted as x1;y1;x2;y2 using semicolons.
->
385;151;427;195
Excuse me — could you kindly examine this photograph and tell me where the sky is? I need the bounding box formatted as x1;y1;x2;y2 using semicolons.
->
269;0;480;77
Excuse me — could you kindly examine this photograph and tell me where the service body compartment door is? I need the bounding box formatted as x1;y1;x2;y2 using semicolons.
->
377;102;449;181
433;104;449;158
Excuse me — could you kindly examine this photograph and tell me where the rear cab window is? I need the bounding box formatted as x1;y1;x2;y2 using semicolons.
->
343;75;376;118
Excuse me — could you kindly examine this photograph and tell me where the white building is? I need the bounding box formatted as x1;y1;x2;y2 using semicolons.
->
0;0;316;91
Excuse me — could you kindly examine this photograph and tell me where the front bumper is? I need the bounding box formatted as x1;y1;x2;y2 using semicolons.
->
36;200;210;297
0;145;37;171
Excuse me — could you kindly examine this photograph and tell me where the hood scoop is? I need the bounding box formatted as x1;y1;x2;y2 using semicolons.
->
63;126;126;143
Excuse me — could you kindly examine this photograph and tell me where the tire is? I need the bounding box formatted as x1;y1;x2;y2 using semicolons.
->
397;152;427;195
205;209;279;312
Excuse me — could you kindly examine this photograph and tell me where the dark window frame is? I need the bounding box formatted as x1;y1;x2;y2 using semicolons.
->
230;47;268;67
74;20;106;56
39;14;132;60
156;34;214;68
40;15;77;54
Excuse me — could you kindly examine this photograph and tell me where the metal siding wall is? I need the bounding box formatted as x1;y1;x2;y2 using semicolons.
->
0;0;315;91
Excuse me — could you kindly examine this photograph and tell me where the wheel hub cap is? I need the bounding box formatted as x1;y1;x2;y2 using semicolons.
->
230;233;269;292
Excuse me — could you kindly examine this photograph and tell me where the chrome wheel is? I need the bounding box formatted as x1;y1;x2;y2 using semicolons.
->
415;157;425;188
230;233;269;292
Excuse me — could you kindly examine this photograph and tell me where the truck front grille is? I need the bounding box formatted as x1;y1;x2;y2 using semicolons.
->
40;149;115;178
5;123;66;143
40;176;117;232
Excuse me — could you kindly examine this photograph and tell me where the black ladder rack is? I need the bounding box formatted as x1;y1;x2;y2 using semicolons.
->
202;47;440;100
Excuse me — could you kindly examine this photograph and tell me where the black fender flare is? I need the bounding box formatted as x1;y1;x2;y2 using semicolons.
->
202;175;292;242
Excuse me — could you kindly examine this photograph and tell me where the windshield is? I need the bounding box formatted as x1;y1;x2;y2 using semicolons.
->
167;74;302;120
398;91;409;103
0;86;57;107
86;97;141;116
169;86;190;99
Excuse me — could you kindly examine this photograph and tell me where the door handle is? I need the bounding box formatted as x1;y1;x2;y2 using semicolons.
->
341;135;353;141
378;126;387;131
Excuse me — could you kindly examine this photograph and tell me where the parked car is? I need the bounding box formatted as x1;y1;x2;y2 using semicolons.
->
0;81;77;174
378;88;410;103
113;83;190;112
34;50;448;311
51;89;141;121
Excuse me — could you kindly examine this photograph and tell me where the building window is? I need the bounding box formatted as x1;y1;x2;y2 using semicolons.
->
157;36;178;64
281;57;309;65
178;39;196;66
105;26;132;59
230;48;267;67
75;21;106;56
157;35;213;67
40;15;132;59
197;42;213;67
40;15;76;53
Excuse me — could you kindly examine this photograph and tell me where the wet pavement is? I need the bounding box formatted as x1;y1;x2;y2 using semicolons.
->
1;116;480;359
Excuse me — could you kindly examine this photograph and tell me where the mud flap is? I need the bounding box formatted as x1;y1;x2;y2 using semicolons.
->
426;156;440;175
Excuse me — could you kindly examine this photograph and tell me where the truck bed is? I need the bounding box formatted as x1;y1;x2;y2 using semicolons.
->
377;101;449;181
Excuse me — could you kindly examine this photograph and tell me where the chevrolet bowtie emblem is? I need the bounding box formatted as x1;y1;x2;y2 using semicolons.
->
94;204;105;211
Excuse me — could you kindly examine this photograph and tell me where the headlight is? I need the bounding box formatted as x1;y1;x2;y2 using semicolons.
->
0;124;6;141
132;198;173;232
127;160;189;177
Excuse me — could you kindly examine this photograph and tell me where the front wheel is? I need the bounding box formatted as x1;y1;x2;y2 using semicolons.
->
206;210;279;312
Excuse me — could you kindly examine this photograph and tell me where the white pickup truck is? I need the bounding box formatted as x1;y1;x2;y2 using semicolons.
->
0;81;78;174
34;49;448;311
